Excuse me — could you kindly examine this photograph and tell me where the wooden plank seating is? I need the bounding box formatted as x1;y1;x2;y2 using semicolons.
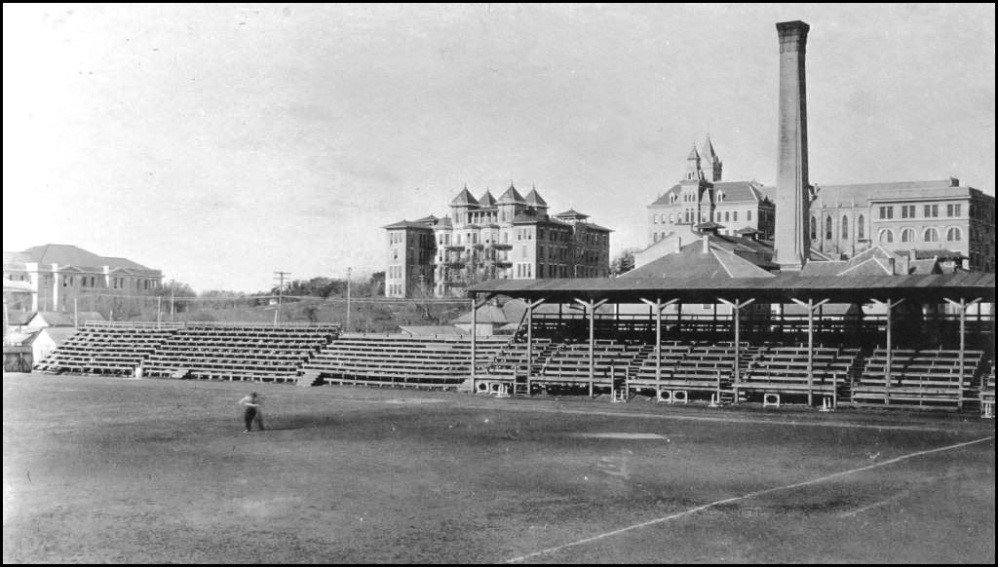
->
142;324;339;382
852;346;984;410
737;344;860;402
304;333;509;387
34;325;176;375
534;339;646;386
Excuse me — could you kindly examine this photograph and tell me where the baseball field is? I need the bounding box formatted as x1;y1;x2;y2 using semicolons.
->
3;373;994;563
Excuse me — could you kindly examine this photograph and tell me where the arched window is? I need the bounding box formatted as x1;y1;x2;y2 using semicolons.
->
841;216;849;239
825;216;833;240
810;216;817;240
879;229;894;244
857;215;865;239
946;227;962;242
901;228;914;243
924;228;939;243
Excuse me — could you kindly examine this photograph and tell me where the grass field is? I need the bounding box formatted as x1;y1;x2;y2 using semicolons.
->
3;373;995;563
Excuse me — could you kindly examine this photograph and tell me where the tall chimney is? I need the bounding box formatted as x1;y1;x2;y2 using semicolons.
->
774;20;811;271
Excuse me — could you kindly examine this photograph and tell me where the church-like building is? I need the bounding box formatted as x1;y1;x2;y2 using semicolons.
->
639;138;995;274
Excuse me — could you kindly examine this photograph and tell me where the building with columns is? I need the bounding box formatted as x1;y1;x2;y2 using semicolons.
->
385;184;612;298
2;244;163;313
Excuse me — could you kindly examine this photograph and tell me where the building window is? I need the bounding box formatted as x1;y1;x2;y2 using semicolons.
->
924;204;939;218
857;215;865;240
879;229;894;244
946;227;962;242
841;216;849;239
947;203;962;217
901;228;914;243
747;210;752;222
810;216;817;240
825;216;832;240
879;206;893;220
923;228;939;242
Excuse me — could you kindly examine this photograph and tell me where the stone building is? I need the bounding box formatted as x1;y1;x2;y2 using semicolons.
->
384;184;612;298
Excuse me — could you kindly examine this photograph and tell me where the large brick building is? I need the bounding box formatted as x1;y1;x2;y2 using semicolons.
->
385;184;612;298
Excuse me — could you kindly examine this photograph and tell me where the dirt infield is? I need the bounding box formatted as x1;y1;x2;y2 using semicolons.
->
4;373;995;563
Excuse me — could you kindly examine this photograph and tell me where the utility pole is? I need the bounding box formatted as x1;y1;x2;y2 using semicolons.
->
273;271;291;325
346;267;352;332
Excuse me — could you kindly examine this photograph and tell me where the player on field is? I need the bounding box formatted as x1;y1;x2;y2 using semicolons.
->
239;392;265;432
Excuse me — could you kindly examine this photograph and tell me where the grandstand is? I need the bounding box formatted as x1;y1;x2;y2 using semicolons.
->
28;272;995;416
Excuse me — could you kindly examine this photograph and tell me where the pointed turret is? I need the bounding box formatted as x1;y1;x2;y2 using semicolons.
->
450;185;479;207
701;135;723;182
478;190;497;208
524;187;547;207
498;183;526;204
686;143;703;181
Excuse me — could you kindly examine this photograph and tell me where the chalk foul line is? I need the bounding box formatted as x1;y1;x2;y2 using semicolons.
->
506;435;994;563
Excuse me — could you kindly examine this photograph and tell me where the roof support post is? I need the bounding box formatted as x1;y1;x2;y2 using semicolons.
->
469;293;493;393
641;298;679;401
521;298;546;396
719;298;755;399
575;298;608;398
945;297;981;411
791;298;829;406
871;298;904;403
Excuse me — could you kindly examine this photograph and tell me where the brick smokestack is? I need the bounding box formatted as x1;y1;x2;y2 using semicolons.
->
774;20;811;271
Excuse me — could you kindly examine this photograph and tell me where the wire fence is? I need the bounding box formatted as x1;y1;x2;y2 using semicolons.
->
55;292;475;333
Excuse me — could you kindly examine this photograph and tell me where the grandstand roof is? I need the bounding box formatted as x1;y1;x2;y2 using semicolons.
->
468;272;995;304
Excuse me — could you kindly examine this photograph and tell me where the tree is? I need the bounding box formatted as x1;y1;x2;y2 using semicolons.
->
610;248;640;276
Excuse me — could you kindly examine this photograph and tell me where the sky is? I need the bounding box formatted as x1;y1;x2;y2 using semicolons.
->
3;3;994;292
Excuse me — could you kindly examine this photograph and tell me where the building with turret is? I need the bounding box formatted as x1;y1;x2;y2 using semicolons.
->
385;184;612;298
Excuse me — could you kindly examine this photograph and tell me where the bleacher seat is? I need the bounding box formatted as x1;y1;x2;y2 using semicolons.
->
142;324;339;383
304;333;508;388
852;347;984;410
35;324;176;375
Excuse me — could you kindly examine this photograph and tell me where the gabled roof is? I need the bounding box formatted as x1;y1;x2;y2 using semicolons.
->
813;179;973;205
498;184;526;204
714;181;767;203
477;191;497;208
413;214;438;224
687;144;700;161
450;187;479;207
19;244;152;271
524;188;548;207
382;220;436;230
575;221;613;233
622;236;775;280
554;208;589;220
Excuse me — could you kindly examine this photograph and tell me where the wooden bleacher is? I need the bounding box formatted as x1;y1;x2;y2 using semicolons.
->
535;339;646;386
34;324;176;375
738;343;860;402
142;324;339;383
304;333;509;389
852;347;984;410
